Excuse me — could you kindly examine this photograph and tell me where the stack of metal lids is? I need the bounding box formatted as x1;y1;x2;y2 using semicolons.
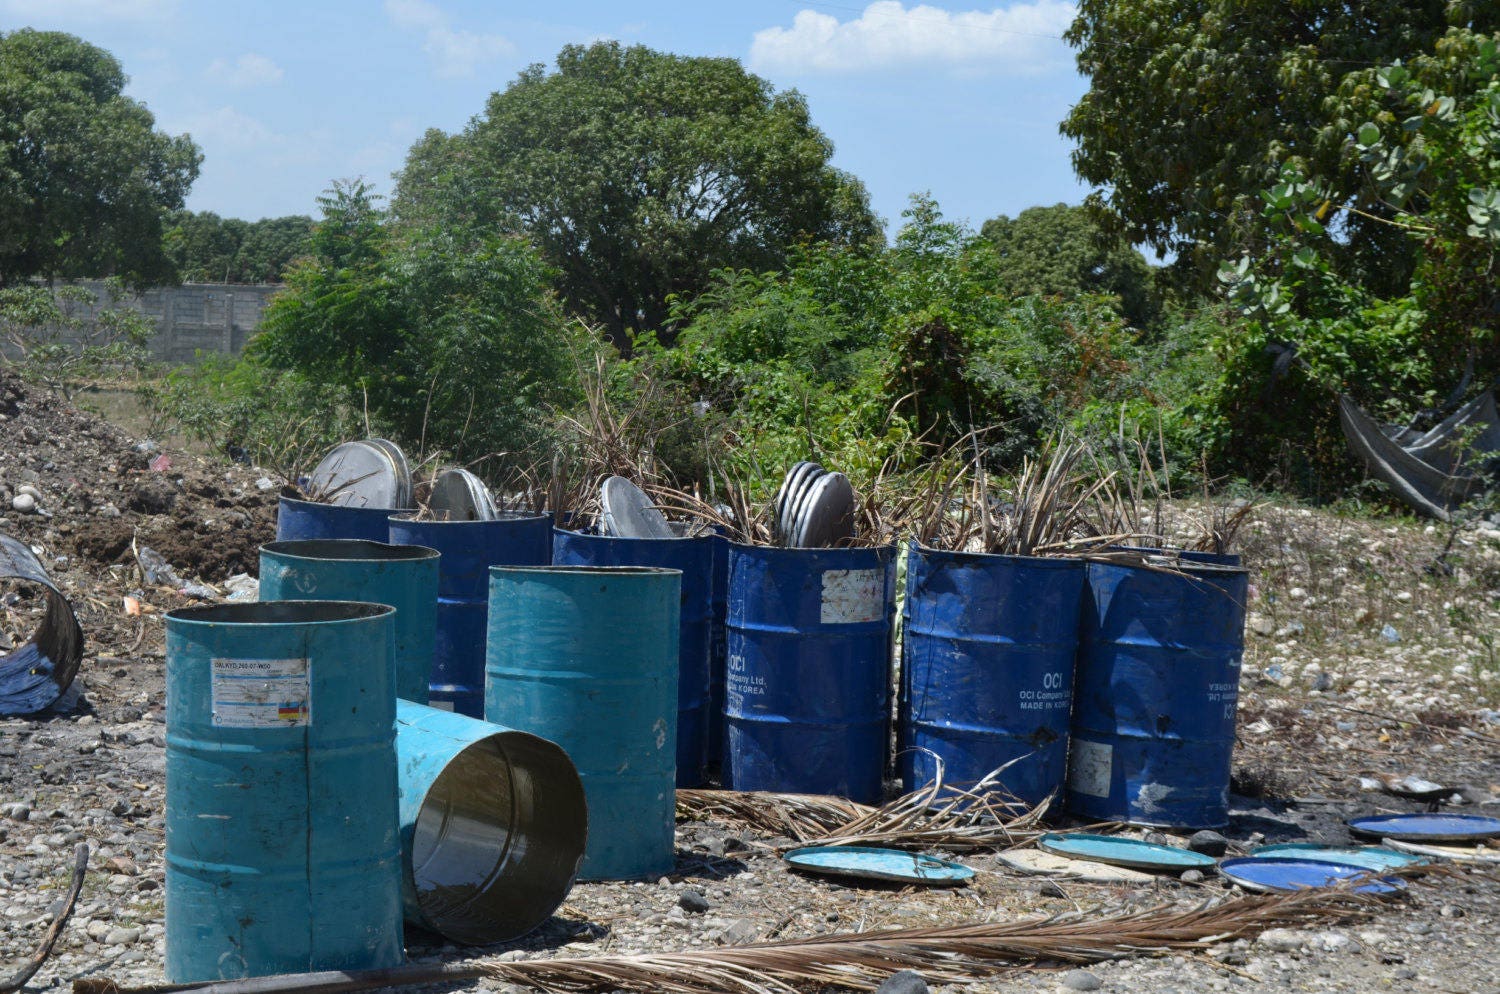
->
308;438;413;508
774;461;855;548
429;467;498;521
600;476;675;538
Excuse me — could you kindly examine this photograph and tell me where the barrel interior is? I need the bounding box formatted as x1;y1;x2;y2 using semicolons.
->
167;601;393;625
261;540;438;562
410;732;587;945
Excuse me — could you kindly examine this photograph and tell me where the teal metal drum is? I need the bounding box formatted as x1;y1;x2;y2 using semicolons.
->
485;565;680;881
394;701;587;944
259;540;439;704
164;601;403;983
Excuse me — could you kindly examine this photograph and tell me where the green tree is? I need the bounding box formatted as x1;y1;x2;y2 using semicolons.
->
255;181;580;461
393;41;879;349
980;203;1160;328
0;29;200;287
163;211;312;283
1060;1;1485;293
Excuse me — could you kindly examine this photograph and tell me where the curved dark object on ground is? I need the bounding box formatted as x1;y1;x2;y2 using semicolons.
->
0;535;84;715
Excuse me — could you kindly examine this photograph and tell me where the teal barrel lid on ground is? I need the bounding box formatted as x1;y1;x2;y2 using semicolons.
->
163;601;404;984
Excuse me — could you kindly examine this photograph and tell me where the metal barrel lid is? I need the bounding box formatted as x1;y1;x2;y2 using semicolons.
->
600;476;675;539
783;846;974;886
1219;857;1405;895
1248;843;1424;872
309;440;406;508
431;467;497;521
0;536;84;715
1037;833;1218;871
1347;813;1500;843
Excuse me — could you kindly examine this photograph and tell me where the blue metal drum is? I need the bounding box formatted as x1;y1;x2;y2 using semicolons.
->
163;601;403;983
276;496;399;543
388;513;550;716
724;544;895;803
707;532;730;766
485;565;680;880
1112;544;1242;567
258;540;438;704
901;545;1084;806
1067;560;1250;828
393;701;587;944
552;528;712;786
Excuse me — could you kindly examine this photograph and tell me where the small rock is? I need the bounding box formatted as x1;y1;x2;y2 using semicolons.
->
1439;904;1464;918
10;493;35;513
874;970;928;994
5;803;30;821
1037;880;1068;898
1393;968;1417;980
1257;928;1305;952
103;926;141;947
1180;869;1204;884
1061;969;1102;991
1188;830;1229;857
720;918;758;945
679;889;710;914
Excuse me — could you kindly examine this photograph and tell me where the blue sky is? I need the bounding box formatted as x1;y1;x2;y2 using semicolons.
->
1;0;1091;234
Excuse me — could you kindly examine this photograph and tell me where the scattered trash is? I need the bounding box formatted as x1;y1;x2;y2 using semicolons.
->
993;848;1154;884
1379;837;1500;863
1369;773;1454;803
1036;833;1217;872
222;573;259;602
782;846;974;886
148;454;172;473
0;534;84;716
1381;623;1401;643
133;543;180;587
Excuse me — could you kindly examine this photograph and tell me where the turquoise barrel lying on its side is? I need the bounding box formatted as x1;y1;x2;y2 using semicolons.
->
485;565;680;881
901;545;1084;806
389;513;551;716
394;701;587;944
164;601;403;983
259;539;439;704
1067;560;1250;829
551;528;712;787
724;544;895;804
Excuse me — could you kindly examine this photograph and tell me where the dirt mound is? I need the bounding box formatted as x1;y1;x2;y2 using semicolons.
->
0;370;277;657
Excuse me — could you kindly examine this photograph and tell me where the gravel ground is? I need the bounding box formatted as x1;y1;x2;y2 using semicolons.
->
0;372;1497;994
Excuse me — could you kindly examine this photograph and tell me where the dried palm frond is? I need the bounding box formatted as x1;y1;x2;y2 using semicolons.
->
677;764;1051;853
77;889;1393;994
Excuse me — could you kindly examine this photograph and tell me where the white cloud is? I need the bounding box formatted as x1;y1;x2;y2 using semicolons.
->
176;105;281;150
0;0;175;21
384;0;513;79
750;1;1075;74
206;53;283;88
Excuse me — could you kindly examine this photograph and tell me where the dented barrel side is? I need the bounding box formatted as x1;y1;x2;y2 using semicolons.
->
1067;562;1249;829
164;601;404;983
724;544;895;804
901;545;1084;806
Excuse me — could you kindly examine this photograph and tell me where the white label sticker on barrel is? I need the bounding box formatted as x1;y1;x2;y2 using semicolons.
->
1067;739;1112;798
210;657;311;728
820;568;884;624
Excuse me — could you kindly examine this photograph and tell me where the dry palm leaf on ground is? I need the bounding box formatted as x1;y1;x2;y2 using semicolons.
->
76;887;1400;994
678;765;1051;852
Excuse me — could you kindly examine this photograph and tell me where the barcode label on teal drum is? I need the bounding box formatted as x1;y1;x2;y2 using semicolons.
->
210;657;311;728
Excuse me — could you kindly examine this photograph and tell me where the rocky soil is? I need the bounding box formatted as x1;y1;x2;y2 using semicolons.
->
0;371;1496;994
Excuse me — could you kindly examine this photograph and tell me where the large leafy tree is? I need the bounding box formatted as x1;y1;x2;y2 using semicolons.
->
163;211;313;283
980;203;1159;328
393;41;879;349
255;181;579;461
1060;1;1485;293
0;29;200;287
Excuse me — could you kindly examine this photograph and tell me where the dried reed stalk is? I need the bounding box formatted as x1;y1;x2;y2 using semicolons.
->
677;764;1051;853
